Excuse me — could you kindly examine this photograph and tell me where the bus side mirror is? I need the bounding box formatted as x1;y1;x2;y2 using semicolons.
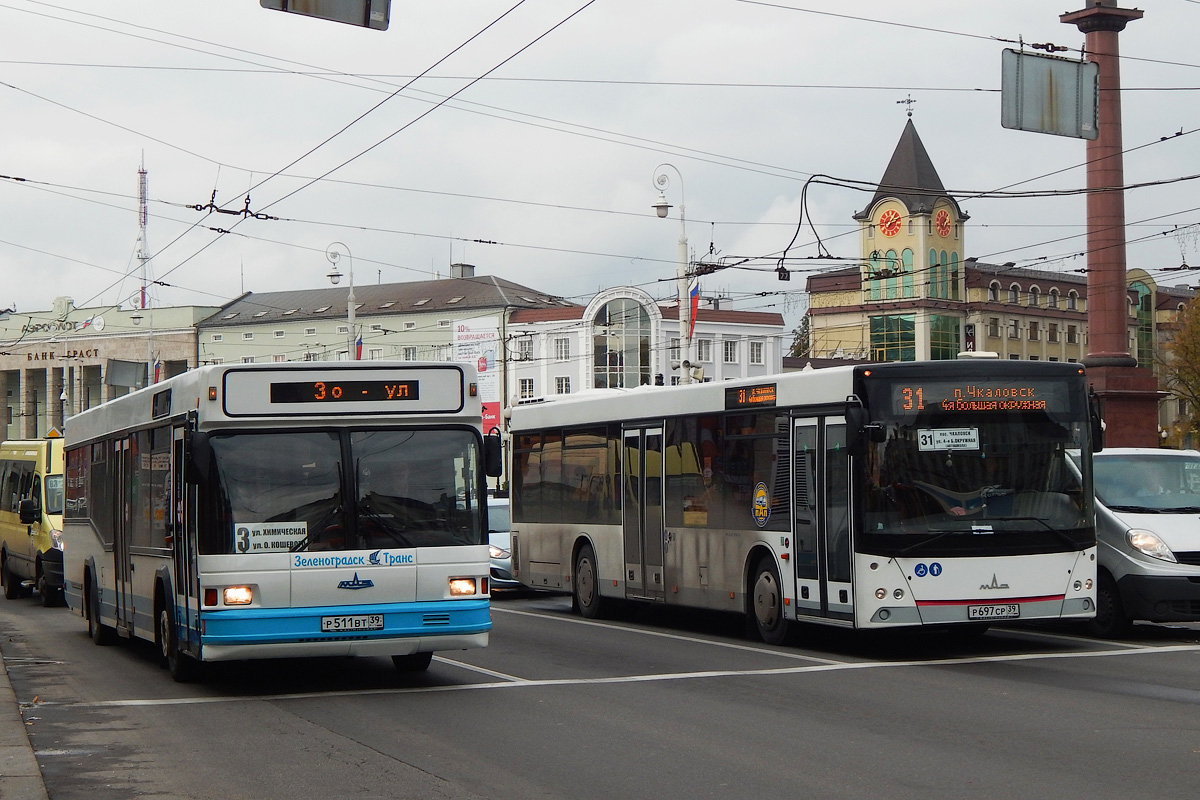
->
18;498;40;525
186;430;211;484
846;406;867;456
484;428;504;478
1089;392;1105;453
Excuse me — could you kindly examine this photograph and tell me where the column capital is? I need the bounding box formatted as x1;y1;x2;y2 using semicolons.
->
1060;3;1143;34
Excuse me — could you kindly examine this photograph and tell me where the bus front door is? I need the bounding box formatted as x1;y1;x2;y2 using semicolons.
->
792;418;854;623
172;427;200;651
622;427;665;602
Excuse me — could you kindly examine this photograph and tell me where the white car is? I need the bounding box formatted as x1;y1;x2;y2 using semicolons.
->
487;498;521;590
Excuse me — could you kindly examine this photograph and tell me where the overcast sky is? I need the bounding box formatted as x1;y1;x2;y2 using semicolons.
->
3;0;1198;330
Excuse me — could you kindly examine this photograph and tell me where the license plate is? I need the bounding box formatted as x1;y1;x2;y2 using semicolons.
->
321;614;384;632
967;603;1019;620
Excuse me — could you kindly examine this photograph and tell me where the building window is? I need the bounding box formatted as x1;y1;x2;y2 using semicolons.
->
211;333;223;342
723;340;738;364
1048;323;1059;343
336;325;349;335
305;328;317;336
749;341;764;365
987;317;1001;338
242;356;255;364
516;339;532;361
1029;321;1040;341
273;330;285;339
1133;281;1153;369
929;315;960;361
1008;354;1020;360
367;348;383;360
696;339;713;363
438;319;451;328
1008;319;1020;339
1029;355;1039;361
404;321;416;330
1067;291;1079;310
555;377;571;395
554;338;570;361
302;352;318;362
1067;324;1078;344
1008;284;1021;304
869;314;915;362
670;337;680;361
1048;289;1059;309
519;378;534;399
402;346;417;361
988;282;1000;302
273;354;287;362
1028;287;1040;307
242;332;254;340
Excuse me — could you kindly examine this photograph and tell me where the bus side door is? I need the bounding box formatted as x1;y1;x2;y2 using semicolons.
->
172;427;200;653
792;417;854;622
622;427;665;601
114;437;134;633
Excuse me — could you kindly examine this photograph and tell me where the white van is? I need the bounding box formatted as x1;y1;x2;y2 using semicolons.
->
1085;447;1200;637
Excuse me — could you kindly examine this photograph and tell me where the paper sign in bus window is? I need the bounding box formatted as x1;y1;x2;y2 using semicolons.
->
235;522;308;553
917;428;980;451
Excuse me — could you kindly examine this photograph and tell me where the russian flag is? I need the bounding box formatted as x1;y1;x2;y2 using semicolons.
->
355;334;363;360
689;280;700;339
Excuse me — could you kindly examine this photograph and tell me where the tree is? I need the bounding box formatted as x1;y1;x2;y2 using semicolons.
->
1161;297;1200;443
789;314;812;358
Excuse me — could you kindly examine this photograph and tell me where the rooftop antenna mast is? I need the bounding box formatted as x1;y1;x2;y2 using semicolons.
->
136;154;152;310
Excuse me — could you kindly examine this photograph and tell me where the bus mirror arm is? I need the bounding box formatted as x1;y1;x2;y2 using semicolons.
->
845;403;869;456
484;427;504;478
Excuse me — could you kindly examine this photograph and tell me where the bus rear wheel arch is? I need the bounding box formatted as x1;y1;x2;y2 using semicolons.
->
85;571;116;646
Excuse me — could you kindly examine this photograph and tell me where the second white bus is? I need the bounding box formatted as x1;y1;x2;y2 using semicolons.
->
508;359;1101;643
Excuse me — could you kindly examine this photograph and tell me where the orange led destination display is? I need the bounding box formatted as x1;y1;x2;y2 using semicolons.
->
891;379;1070;414
270;379;419;404
726;383;777;410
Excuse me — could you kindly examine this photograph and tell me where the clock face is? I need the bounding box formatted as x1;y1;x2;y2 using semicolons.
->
879;209;902;237
935;209;952;237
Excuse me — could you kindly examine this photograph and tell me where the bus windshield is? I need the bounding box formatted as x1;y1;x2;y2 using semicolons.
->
44;475;64;516
860;411;1091;557
205;428;483;555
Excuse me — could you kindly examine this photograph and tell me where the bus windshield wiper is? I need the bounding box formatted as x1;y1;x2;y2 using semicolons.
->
289;504;343;552
358;498;414;548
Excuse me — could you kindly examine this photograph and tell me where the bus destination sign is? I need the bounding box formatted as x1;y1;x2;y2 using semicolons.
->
890;379;1070;415
726;383;777;410
270;379;419;404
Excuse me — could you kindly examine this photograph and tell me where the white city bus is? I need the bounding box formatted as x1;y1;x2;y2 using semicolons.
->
64;362;502;680
508;359;1102;643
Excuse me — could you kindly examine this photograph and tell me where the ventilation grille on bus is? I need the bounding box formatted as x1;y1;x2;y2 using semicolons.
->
299;635;372;643
422;613;452;626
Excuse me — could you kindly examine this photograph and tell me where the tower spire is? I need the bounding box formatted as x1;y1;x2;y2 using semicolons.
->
136;154;151;310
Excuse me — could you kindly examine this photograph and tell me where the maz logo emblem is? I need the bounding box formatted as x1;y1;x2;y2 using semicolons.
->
980;574;1010;590
337;573;375;590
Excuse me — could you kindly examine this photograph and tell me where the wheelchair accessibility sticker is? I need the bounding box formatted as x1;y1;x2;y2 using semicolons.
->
914;562;943;578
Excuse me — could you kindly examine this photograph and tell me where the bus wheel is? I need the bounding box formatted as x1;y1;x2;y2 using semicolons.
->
159;604;201;682
1087;572;1131;639
2;558;20;601
87;579;116;646
37;568;63;608
573;543;602;619
392;652;433;672
750;556;788;645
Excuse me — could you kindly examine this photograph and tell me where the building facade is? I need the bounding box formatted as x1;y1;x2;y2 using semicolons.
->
0;297;219;440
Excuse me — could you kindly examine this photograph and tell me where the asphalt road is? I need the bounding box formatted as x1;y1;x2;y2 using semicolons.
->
1;591;1198;800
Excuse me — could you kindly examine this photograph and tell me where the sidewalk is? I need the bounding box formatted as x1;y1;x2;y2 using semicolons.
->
0;656;49;800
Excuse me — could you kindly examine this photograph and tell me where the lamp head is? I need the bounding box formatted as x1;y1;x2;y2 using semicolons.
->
327;268;342;286
652;192;671;218
130;312;143;326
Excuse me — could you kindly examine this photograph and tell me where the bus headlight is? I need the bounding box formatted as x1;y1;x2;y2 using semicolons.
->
449;578;478;596
223;586;254;605
1128;530;1177;562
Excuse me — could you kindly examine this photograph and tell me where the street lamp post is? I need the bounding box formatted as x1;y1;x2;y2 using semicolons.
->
326;242;357;360
652;164;691;384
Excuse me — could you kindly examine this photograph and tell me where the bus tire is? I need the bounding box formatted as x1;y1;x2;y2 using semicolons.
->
87;578;116;646
750;555;788;645
1087;571;1131;639
2;557;20;601
159;603;201;682
573;543;603;619
391;652;433;672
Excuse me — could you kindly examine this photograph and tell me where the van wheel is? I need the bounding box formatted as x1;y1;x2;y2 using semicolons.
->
2;558;20;601
87;579;116;645
1087;572;1131;639
37;568;63;607
573;543;603;619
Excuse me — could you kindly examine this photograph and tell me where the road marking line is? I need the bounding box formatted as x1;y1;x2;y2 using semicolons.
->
35;643;1200;709
433;656;523;682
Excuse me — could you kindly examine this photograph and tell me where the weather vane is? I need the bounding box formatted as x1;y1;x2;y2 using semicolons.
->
897;94;916;118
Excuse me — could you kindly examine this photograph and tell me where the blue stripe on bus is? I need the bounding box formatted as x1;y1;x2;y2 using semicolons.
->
197;599;491;646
